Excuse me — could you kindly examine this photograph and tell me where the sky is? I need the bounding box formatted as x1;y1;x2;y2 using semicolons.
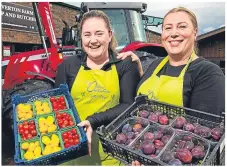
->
65;1;225;35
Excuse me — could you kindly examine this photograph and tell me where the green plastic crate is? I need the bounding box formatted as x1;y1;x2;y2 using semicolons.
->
16;102;35;122
36;113;58;135
39;132;64;155
59;125;82;149
20;137;41;161
49;95;69;112
56;109;77;129
33;98;53;116
17;118;39;142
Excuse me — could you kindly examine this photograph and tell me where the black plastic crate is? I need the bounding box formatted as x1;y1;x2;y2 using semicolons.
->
96;95;225;165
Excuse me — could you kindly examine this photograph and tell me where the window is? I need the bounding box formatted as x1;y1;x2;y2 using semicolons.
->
102;9;130;47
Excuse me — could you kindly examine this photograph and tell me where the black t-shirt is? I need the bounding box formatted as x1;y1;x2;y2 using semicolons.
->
137;57;225;116
55;51;140;129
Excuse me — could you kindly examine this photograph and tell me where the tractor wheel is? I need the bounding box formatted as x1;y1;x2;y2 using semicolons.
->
2;79;53;164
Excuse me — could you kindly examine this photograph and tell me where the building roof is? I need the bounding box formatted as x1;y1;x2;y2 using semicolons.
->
197;26;225;41
51;2;80;11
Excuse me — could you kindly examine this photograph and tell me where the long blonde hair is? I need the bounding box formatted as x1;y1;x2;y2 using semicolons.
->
80;10;118;53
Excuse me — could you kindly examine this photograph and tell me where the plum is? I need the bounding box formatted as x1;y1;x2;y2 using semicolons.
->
148;114;159;123
211;127;223;141
175;148;192;163
191;146;205;159
139;110;150;118
159;115;169;125
154;140;165;149
161;135;171;145
122;123;132;134
195;126;211;138
143;132;154;141
153;131;163;140
126;132;135;140
174;117;186;128
116;133;127;144
141;141;156;155
183;122;195;132
162;151;175;163
133;123;143;133
184;141;194;151
177;140;186;149
168;159;182;166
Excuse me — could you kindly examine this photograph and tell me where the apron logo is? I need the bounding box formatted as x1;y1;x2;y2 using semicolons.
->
147;90;159;101
87;81;110;93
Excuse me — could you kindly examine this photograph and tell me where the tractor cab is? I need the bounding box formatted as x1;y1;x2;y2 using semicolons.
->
74;2;164;52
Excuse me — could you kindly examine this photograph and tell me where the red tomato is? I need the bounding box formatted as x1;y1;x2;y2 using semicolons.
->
29;120;35;125
24;130;29;135
71;129;77;134
58;119;63;125
19;129;24;134
23;121;28;125
69;121;74;126
26;133;33;139
74;134;79;139
62;113;67;117
18;124;23;129
61;124;67;128
31;130;37;136
23;125;29;131
63;138;69;143
53;102;58;107
62;132;68;139
58;104;62;109
59;96;64;102
50;97;55;103
68;139;74;145
22;136;27;141
29;125;36;131
56;113;61;119
61;101;66;106
63;120;69;126
74;139;79;145
64;143;70;148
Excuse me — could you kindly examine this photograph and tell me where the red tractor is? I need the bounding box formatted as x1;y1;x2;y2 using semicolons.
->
2;2;167;162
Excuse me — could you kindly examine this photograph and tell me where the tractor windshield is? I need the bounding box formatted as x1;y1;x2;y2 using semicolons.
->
102;9;130;47
102;9;146;51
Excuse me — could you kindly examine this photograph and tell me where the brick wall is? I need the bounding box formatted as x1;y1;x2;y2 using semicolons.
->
145;29;162;44
2;3;160;45
2;2;79;44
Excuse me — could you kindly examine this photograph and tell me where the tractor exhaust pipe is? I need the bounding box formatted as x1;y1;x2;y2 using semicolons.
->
32;2;49;59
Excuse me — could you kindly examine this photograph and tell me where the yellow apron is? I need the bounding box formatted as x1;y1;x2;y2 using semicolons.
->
137;52;195;107
61;64;122;166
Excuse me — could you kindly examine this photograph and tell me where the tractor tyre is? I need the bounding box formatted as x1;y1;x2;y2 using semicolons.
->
2;79;53;164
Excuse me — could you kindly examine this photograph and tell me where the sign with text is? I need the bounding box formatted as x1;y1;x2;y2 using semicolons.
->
1;2;38;32
3;46;11;57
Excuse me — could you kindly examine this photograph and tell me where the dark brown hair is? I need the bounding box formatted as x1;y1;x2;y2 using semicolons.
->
162;7;199;54
80;10;118;53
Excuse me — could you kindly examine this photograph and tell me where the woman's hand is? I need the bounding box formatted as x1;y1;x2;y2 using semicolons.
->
132;160;144;166
77;120;93;156
117;51;144;77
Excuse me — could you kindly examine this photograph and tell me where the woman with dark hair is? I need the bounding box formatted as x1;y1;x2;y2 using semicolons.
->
55;10;140;165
